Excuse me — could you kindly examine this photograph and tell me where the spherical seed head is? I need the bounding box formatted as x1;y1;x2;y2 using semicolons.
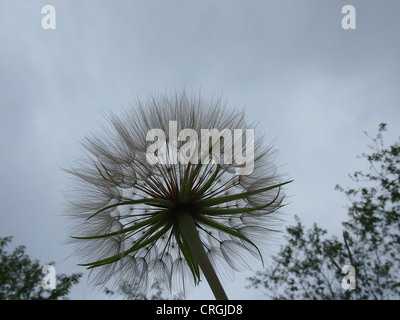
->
64;89;290;297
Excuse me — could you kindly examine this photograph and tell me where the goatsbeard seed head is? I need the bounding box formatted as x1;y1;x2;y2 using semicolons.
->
64;89;291;297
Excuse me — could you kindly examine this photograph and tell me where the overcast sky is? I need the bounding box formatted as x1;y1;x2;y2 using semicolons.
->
1;0;399;300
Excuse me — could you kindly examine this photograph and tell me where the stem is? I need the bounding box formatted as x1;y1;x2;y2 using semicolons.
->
177;207;228;300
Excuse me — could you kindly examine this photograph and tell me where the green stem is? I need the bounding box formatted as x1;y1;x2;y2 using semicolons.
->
177;207;228;300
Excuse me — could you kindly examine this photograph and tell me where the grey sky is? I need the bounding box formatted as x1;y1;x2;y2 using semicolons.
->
1;0;399;299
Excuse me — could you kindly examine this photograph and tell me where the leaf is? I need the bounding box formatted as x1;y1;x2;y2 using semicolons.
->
198;186;282;215
80;215;171;268
86;197;176;221
174;228;201;285
194;214;264;267
192;164;220;200
71;210;169;240
194;180;292;207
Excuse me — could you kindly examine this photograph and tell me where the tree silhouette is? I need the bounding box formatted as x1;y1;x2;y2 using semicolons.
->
104;278;183;300
0;236;82;300
247;123;400;299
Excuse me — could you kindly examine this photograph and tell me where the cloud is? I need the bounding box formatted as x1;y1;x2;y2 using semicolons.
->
0;0;399;299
